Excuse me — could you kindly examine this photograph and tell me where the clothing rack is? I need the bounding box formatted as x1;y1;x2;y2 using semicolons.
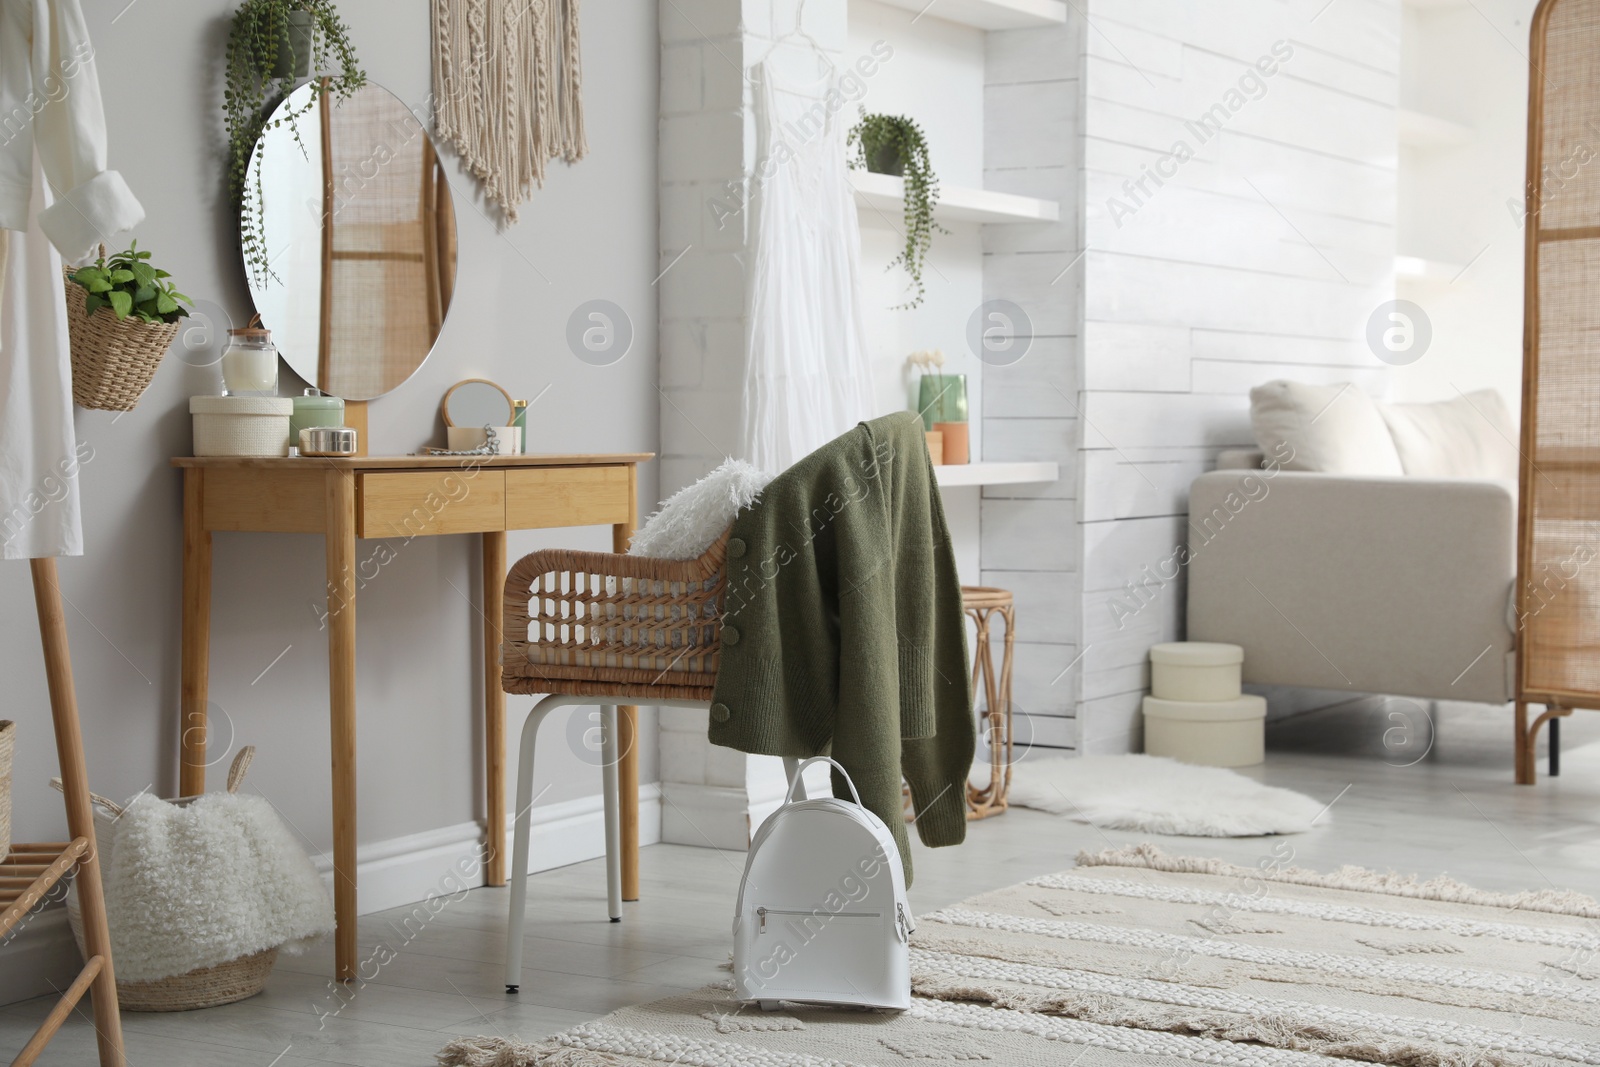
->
2;559;124;1066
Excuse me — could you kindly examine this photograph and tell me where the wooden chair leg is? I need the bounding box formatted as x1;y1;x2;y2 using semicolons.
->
1518;703;1573;785
1515;701;1533;785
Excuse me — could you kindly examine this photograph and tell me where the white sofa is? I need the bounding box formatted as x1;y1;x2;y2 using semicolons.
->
1186;381;1519;708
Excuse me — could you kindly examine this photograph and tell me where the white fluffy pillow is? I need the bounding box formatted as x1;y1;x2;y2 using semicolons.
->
1377;390;1519;480
628;459;773;560
1248;380;1404;476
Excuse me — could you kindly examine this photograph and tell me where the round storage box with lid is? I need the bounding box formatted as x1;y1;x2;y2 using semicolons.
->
1143;694;1266;767
190;396;294;457
1150;641;1243;702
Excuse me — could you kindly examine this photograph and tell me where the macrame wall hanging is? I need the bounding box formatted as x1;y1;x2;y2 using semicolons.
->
430;0;587;223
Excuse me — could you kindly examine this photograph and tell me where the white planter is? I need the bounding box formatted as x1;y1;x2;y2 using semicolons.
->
1142;694;1267;767
191;396;294;457
1149;641;1243;702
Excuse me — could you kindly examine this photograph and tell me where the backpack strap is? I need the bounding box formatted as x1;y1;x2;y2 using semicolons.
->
784;756;863;807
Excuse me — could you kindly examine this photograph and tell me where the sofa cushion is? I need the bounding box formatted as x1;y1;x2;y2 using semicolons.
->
1248;380;1404;476
1378;390;1519;480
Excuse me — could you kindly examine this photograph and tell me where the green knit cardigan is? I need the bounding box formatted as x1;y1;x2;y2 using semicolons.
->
707;412;974;883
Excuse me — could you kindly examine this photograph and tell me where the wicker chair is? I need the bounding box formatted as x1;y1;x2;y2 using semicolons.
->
499;530;806;992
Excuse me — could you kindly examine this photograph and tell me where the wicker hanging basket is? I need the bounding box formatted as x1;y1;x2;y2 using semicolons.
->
61;747;279;1011
61;262;181;413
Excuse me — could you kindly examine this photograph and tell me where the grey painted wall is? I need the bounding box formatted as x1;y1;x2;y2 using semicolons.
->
2;0;660;857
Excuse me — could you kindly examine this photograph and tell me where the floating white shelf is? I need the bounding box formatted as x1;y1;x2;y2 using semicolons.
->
1395;254;1465;282
935;461;1060;487
872;0;1068;30
851;171;1060;226
1398;108;1473;149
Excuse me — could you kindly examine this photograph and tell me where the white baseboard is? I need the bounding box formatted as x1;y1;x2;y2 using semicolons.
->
0;786;662;1008
311;784;664;914
661;761;834;849
0;909;79;1006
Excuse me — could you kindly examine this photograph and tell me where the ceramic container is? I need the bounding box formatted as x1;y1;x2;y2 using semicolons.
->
191;396;294;457
289;389;345;442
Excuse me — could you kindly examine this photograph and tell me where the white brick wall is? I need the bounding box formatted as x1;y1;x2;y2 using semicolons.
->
655;0;852;846
981;18;1085;747
982;0;1400;755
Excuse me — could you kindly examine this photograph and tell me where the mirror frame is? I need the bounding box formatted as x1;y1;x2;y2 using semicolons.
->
441;378;515;428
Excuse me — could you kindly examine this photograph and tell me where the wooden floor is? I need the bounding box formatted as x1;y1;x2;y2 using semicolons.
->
4;700;1598;1066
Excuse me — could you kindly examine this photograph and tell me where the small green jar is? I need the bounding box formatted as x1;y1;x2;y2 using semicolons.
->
290;389;345;443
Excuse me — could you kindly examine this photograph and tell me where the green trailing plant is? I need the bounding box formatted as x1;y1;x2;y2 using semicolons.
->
69;243;192;324
225;0;365;288
847;112;946;309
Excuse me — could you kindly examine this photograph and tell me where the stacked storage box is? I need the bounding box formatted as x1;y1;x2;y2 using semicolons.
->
1142;643;1266;767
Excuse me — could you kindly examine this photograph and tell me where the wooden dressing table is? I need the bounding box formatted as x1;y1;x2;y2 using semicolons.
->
172;452;652;980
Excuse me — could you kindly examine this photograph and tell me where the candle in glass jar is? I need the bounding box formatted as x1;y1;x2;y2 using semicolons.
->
221;326;279;397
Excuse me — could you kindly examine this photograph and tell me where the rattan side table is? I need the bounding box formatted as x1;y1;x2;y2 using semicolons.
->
962;585;1015;820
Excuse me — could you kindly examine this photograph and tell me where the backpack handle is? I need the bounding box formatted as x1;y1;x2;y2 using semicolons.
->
784;756;863;807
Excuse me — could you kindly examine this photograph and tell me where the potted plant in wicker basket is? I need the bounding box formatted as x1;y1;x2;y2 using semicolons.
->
63;242;191;412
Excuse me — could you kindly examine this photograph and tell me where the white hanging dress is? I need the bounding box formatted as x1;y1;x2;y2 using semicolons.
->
741;59;877;474
0;0;144;559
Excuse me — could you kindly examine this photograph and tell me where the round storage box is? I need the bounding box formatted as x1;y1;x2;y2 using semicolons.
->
190;396;293;457
1142;694;1266;767
1149;641;1243;702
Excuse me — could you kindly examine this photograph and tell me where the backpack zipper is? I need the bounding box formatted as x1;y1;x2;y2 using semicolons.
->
756;906;882;933
896;903;911;942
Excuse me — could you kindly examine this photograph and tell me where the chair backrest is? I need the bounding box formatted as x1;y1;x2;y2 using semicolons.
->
502;529;730;700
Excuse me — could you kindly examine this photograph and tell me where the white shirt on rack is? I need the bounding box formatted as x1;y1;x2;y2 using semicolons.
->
0;0;143;558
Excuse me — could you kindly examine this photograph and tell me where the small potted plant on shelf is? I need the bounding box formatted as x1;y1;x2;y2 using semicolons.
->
224;0;365;288
847;112;947;309
63;242;192;412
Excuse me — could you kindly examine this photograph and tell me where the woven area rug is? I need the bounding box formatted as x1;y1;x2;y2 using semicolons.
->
441;843;1600;1067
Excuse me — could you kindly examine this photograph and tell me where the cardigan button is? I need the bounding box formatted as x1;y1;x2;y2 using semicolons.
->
721;626;740;646
726;537;747;558
710;703;731;723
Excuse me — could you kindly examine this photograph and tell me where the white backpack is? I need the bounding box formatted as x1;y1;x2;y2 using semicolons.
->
731;757;914;1011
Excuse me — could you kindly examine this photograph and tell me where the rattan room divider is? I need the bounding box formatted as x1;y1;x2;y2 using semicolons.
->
1517;0;1600;783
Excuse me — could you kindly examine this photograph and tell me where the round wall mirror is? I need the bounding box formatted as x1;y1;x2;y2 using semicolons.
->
442;379;513;428
242;82;458;400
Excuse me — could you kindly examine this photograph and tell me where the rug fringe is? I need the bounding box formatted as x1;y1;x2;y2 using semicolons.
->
1076;843;1600;918
436;1036;622;1067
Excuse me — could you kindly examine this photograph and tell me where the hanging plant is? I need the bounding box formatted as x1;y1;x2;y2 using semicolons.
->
224;0;366;288
847;112;946;310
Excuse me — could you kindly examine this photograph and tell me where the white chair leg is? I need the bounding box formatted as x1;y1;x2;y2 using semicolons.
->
783;756;806;800
506;695;560;993
600;704;623;922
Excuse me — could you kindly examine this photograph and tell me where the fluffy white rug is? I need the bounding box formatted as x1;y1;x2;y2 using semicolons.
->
628;458;772;560
1004;755;1326;836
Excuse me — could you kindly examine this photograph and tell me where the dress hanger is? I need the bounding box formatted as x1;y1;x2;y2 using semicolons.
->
750;0;838;78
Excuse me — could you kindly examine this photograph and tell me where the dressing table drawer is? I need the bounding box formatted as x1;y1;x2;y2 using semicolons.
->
506;466;631;529
358;470;507;537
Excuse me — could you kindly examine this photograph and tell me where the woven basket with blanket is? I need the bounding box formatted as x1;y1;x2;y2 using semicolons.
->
58;746;333;1011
